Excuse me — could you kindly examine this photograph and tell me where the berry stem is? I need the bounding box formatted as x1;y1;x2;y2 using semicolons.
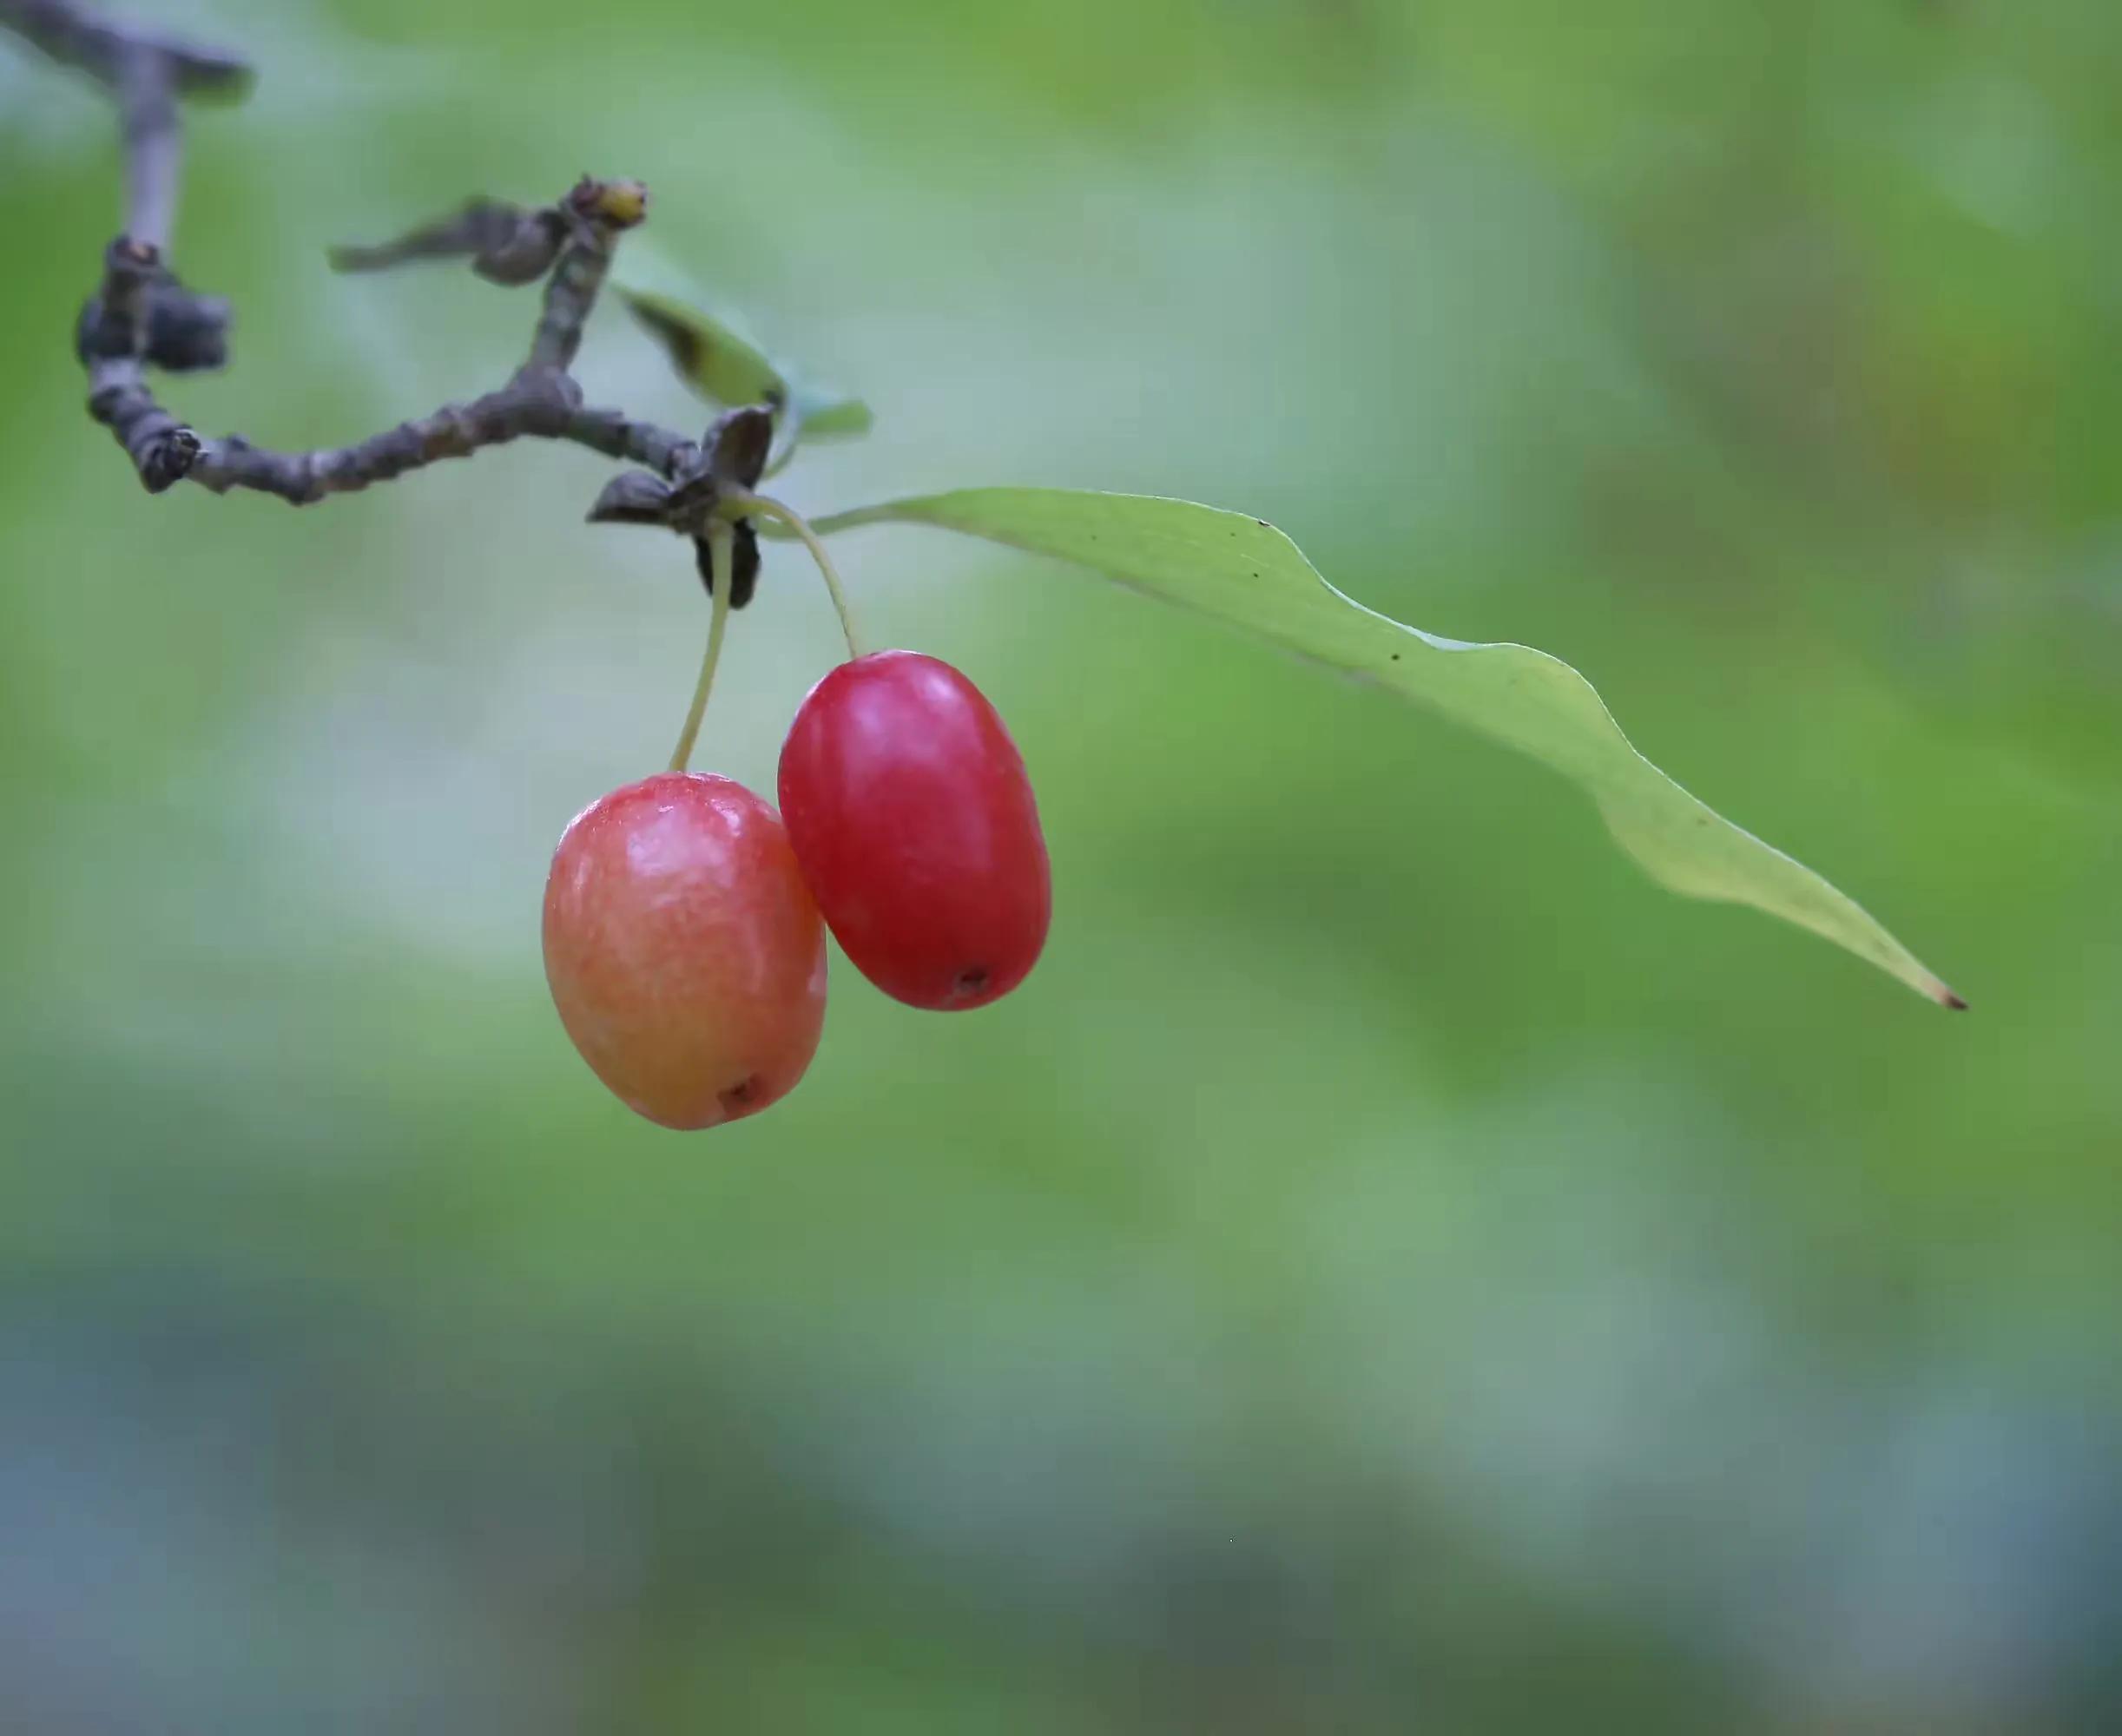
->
669;521;735;772
728;490;866;661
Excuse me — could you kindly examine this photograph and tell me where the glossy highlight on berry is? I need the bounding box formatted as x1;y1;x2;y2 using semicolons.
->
778;650;1050;1011
543;772;827;1129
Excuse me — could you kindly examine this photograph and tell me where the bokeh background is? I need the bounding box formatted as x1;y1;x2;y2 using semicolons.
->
4;1;2119;1729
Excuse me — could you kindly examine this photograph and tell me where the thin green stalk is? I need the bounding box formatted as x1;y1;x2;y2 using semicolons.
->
728;489;866;661
668;520;735;771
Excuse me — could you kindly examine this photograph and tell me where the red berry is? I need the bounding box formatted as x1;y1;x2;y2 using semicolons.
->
543;772;827;1128
778;650;1050;1010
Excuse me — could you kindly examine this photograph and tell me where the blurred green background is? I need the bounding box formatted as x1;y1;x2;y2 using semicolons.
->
3;1;2119;1729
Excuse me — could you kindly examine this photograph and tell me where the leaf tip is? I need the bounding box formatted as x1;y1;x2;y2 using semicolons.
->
1941;988;1970;1012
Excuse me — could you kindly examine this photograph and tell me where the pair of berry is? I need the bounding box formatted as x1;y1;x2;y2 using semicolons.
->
543;650;1050;1128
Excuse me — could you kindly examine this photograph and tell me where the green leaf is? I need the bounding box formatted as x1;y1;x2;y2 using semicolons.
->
616;285;785;410
611;275;872;450
804;489;1962;1008
791;382;874;438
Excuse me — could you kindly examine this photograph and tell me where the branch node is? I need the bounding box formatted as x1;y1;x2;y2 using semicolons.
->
78;254;232;372
140;425;201;491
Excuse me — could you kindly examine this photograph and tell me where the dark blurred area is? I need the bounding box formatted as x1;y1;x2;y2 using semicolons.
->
3;1;2118;1729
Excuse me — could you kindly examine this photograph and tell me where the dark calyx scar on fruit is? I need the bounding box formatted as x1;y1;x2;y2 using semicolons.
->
23;0;1964;1132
